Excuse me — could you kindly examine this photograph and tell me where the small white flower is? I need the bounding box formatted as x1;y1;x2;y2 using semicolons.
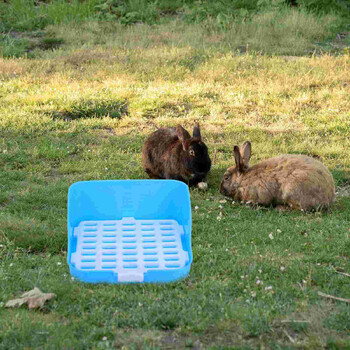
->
276;229;281;234
280;266;285;271
102;336;107;341
217;216;221;221
302;279;307;284
219;200;227;204
269;233;274;240
198;182;208;191
195;206;199;210
265;286;273;291
251;291;256;297
225;248;229;252
57;262;62;266
316;263;321;266
258;269;262;274
256;279;261;285
71;277;75;281
88;149;91;152
240;275;245;279
9;263;13;267
232;201;235;204
219;205;223;209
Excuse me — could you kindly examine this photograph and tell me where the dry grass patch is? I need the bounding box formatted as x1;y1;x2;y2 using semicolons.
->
0;59;26;78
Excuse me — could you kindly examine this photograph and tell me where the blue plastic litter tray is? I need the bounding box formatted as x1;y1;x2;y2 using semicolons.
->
67;180;192;283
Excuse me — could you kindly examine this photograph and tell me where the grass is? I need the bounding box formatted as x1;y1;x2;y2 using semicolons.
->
0;0;100;31
0;13;350;349
44;8;347;57
1;1;349;58
2;0;348;30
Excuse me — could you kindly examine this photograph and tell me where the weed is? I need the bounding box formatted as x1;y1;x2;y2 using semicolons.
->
0;35;31;58
38;37;64;50
324;305;350;332
0;0;100;32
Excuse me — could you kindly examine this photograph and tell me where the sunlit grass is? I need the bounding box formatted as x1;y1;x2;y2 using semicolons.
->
1;48;349;167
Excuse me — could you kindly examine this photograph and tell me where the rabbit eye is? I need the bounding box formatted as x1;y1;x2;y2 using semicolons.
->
189;149;195;157
224;174;230;181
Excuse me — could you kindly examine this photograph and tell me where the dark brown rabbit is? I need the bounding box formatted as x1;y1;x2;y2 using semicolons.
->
142;123;211;187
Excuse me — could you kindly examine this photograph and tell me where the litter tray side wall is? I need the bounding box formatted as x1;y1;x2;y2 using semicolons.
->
69;264;191;284
68;180;191;226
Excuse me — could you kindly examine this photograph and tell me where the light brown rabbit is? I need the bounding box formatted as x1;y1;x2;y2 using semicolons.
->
220;141;335;210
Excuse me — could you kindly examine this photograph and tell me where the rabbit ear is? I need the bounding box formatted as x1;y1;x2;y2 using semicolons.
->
240;141;251;167
193;123;201;140
234;145;244;172
176;125;191;150
234;145;247;172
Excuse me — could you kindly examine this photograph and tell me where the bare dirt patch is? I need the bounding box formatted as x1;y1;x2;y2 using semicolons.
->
97;128;117;139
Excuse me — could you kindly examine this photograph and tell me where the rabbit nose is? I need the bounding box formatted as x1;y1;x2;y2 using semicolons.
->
220;183;227;196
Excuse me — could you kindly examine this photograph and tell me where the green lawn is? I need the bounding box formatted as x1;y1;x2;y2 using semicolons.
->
1;16;350;349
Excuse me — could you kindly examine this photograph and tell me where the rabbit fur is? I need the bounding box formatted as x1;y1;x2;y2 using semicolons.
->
142;123;211;187
220;141;335;210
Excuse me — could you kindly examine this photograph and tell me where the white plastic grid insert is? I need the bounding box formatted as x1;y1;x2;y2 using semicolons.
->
71;217;189;282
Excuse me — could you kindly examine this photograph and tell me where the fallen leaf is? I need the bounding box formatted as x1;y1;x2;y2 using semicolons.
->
5;287;56;310
5;298;27;308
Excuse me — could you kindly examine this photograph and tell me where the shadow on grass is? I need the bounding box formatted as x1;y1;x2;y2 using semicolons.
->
51;99;128;121
0;31;64;58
